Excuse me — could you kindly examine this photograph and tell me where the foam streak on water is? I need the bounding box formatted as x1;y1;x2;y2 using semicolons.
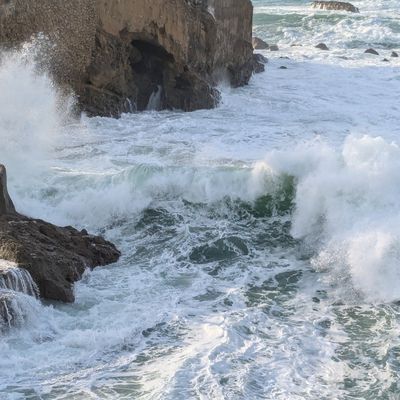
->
1;1;400;399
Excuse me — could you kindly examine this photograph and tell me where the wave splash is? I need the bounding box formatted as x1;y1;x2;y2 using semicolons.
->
266;134;400;303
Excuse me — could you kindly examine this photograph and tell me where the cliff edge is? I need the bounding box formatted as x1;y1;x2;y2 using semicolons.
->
0;0;260;116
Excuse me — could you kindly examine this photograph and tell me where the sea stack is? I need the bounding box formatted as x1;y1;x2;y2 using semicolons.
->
0;0;261;116
0;164;120;302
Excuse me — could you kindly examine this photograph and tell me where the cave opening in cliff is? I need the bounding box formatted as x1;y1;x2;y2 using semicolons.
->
130;39;175;110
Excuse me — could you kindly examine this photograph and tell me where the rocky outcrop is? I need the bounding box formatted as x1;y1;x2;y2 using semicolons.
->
365;48;379;55
0;165;120;302
253;37;269;50
0;0;260;116
315;43;329;51
312;1;360;13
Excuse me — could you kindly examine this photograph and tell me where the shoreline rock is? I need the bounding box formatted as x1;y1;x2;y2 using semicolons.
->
0;165;120;302
252;37;269;50
312;1;360;13
0;0;260;117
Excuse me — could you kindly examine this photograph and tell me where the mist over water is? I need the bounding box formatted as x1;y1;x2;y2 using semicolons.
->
1;1;400;399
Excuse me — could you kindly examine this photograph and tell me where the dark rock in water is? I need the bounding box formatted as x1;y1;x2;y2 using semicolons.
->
0;0;257;117
251;54;268;74
312;1;359;13
279;56;290;59
0;165;120;302
365;48;379;55
252;37;269;50
269;45;279;51
382;58;390;62
391;51;399;58
290;44;303;47
315;43;329;51
279;66;288;69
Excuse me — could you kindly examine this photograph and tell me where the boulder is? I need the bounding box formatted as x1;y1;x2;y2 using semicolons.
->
312;1;359;13
252;37;269;50
0;0;257;116
315;43;329;51
382;58;389;62
391;51;399;58
0;165;120;302
365;48;379;55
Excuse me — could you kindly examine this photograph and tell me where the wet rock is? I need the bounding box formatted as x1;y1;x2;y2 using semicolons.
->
0;165;15;215
279;66;288;69
365;48;379;55
315;43;329;51
0;165;120;302
391;51;399;58
252;37;269;50
0;0;257;116
312;1;359;13
251;53;268;74
269;45;279;51
382;58;390;62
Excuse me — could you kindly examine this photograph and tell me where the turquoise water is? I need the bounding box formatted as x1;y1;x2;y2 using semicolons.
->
1;1;400;399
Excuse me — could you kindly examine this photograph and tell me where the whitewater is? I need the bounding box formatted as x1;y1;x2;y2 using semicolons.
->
1;0;400;399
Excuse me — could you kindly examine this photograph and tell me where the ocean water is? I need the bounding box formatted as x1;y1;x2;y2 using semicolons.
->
1;1;400;399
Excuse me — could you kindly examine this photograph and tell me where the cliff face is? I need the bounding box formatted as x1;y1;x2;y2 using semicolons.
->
0;0;258;116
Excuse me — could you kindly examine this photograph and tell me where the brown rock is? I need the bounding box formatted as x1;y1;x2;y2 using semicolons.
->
0;165;15;215
252;37;269;50
0;165;120;302
0;0;257;116
312;1;359;13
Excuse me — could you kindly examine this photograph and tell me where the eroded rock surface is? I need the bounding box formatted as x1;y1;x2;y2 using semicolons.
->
0;165;120;302
312;1;360;13
0;0;260;116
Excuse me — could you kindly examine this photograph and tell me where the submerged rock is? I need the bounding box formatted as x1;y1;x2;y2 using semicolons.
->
312;1;359;13
269;45;279;52
0;0;257;116
252;37;269;50
315;43;329;51
0;165;120;302
365;48;379;55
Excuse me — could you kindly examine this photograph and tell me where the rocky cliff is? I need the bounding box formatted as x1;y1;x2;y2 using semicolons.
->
0;0;259;116
0;165;120;302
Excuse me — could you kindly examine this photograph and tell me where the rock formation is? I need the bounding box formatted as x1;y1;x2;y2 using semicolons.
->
365;48;379;55
315;43;329;51
0;0;261;116
312;1;360;13
253;37;269;50
0;165;120;302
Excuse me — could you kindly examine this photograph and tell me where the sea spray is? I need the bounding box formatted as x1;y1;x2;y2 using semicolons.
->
266;134;400;303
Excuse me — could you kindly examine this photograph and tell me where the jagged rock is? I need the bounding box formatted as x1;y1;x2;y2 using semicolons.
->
365;48;379;55
391;51;399;58
0;165;120;302
269;45;279;51
312;1;359;13
0;165;15;215
0;0;257;116
316;43;329;51
252;37;269;50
